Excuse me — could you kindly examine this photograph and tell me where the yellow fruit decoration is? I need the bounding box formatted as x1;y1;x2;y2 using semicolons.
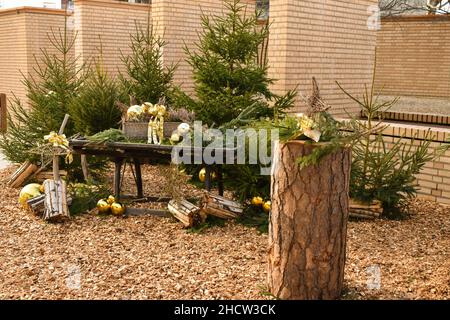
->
263;201;271;213
111;202;126;216
198;168;218;183
251;196;264;207
107;195;116;205
19;183;43;207
97;199;111;214
198;168;206;183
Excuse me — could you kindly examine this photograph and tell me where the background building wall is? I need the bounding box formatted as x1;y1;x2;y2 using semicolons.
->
375;15;450;98
73;0;150;77
268;0;379;117
0;8;69;107
0;9;29;106
151;0;256;95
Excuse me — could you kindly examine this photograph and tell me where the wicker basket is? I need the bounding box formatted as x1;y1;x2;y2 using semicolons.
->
122;121;181;140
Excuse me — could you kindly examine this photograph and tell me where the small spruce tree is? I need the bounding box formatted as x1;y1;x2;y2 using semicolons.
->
180;0;296;205
70;46;126;135
120;20;176;105
183;0;279;127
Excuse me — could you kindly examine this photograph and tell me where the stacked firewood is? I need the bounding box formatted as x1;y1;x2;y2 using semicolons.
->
349;199;383;219
168;192;244;228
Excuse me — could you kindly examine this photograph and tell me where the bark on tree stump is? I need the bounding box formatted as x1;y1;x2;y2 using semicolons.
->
268;141;351;300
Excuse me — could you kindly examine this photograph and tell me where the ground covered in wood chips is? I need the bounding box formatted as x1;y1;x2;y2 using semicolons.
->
0;165;448;300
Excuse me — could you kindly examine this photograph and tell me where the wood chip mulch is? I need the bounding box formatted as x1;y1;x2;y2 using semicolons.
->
0;165;448;300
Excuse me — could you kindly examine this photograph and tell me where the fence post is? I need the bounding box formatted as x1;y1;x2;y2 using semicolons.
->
0;93;6;132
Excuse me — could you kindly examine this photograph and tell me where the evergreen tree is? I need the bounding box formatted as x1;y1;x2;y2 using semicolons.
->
180;0;296;206
120;20;176;105
0;16;84;163
70;48;126;135
181;0;292;127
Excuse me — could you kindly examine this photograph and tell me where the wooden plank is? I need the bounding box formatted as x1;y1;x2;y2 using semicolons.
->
0;93;6;132
9;162;39;188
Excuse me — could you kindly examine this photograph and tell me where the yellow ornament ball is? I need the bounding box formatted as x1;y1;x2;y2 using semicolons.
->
251;196;264;207
198;168;218;183
198;168;206;183
111;202;126;216
19;183;43;207
263;201;272;213
107;195;116;205
97;199;111;214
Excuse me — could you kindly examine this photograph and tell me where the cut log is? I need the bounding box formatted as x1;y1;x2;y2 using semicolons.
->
28;194;72;217
8;161;39;188
268;140;351;300
349;199;383;219
200;193;243;219
43;179;70;221
27;194;45;216
168;199;203;228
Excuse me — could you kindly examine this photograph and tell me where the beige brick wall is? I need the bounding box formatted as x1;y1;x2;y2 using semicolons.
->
268;0;378;117
381;124;450;204
73;0;150;77
375;15;450;98
151;0;256;94
0;7;70;107
0;9;29;106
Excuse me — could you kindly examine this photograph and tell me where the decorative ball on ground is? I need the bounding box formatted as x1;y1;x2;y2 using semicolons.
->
263;201;271;213
97;199;111;214
19;183;43;207
111;202;126;216
199;168;206;183
199;168;218;183
251;196;264;207
177;123;190;136
106;195;116;205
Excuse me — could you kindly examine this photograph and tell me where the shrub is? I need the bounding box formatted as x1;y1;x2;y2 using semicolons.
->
338;78;436;215
70;54;126;135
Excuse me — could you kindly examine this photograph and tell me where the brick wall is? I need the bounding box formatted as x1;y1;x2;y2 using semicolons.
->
379;123;450;204
0;7;69;107
0;9;30;106
151;0;256;94
73;0;150;77
375;15;450;98
268;0;378;117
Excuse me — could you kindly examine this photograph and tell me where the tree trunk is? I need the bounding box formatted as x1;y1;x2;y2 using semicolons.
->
268;140;351;300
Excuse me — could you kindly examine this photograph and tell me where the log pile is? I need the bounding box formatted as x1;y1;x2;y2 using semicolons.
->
43;179;70;221
200;193;243;219
168;193;244;227
7;161;38;188
349;199;383;219
27;194;45;216
168;199;204;228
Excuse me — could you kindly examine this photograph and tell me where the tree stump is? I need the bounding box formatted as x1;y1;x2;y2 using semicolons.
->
268;141;351;300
